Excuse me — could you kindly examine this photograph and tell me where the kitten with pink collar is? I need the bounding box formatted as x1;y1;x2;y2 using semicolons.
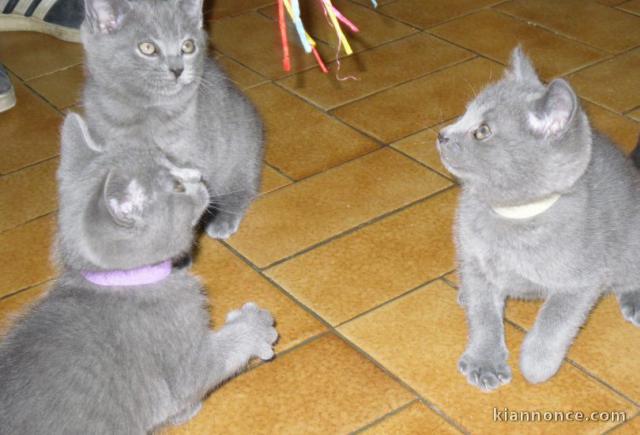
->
0;113;277;434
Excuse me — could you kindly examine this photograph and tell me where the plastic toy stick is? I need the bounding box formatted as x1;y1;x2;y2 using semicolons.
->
288;0;312;53
282;0;318;48
321;0;353;55
330;4;359;33
277;0;291;71
312;46;328;73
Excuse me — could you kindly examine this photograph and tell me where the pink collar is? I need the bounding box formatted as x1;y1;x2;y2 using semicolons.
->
81;260;172;287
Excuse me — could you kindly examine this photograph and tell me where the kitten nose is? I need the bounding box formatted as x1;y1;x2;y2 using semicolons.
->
171;67;184;78
437;132;449;145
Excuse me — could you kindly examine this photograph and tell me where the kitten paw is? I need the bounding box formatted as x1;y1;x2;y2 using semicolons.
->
167;402;202;426
205;215;241;240
520;334;564;384
618;291;640;327
225;302;278;361
458;352;512;391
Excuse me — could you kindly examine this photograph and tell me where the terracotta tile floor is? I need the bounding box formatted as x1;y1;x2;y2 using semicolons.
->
1;0;639;433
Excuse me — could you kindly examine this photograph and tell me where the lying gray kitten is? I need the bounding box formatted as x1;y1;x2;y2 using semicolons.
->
81;0;263;239
437;47;640;391
0;114;277;434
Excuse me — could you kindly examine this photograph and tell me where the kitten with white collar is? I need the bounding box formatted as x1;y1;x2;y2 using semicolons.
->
438;47;640;391
0;114;277;434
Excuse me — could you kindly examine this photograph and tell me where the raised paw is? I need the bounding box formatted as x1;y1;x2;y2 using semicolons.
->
225;302;278;361
206;214;242;240
519;333;565;384
618;291;640;327
458;352;512;392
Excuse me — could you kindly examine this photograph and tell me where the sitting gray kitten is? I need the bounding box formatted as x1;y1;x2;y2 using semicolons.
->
437;47;640;391
81;0;263;239
0;114;277;434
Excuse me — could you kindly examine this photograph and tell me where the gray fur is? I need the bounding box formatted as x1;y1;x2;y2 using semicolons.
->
0;114;277;434
437;47;640;391
81;0;264;239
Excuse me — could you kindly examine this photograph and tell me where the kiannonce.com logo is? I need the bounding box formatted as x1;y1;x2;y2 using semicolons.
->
493;408;628;423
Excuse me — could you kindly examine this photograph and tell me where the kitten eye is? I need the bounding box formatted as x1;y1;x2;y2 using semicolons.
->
473;123;492;141
181;39;195;54
138;42;157;56
173;179;186;193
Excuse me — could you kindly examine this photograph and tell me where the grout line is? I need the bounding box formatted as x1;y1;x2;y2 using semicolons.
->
335;271;456;328
0;279;54;303
489;7;615;55
624;104;640;116
602;412;639;435
350;399;420;434
263;162;295;183
0;209;57;236
0;154;60;178
277;51;477;114
261;183;456;270
332;325;471;435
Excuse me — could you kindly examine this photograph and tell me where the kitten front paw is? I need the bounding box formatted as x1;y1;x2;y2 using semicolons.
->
618;291;640;327
519;333;565;384
458;352;512;391
205;214;241;240
225;302;278;361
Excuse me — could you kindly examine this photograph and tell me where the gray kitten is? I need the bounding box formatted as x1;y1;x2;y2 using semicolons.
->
437;47;640;391
0;114;277;434
81;0;263;239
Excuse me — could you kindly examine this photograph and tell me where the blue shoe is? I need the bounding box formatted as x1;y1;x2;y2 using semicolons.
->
0;0;84;42
0;64;16;113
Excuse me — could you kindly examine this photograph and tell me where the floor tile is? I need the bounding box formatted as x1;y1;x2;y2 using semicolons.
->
497;0;640;53
391;128;452;179
192;239;325;352
0;158;59;232
260;165;291;194
206;0;274;20
166;334;414;434
618;0;640;14
227;148;452;268
0;282;50;337
569;49;640;113
0;32;83;80
611;415;640;434
379;0;501;29
599;0;629;6
582;101;640;155
247;83;379;180
506;294;640;404
629;109;640;122
25;65;84;110
333;57;503;143
339;281;637;434
266;188;457;325
260;0;417;54
430;10;605;80
214;55;267;90
362;401;461;434
209;12;332;80
0;77;62;175
277;33;473;110
0;215;57;299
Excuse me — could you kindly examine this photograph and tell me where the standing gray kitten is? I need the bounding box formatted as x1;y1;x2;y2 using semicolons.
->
81;0;263;239
437;47;640;391
0;114;277;434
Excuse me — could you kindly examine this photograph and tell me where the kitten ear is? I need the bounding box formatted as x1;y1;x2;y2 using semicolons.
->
505;46;541;84
60;113;102;175
179;0;204;27
528;79;577;138
103;171;147;227
83;0;131;34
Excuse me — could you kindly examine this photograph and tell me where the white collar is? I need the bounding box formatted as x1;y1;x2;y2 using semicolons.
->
492;194;561;220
